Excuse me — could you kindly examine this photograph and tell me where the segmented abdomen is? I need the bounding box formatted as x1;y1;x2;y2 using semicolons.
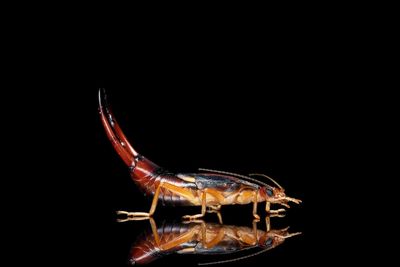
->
131;156;198;206
129;222;197;264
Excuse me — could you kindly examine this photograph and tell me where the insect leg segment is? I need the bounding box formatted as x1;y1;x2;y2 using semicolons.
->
265;201;285;215
181;187;226;220
148;181;164;215
268;208;286;214
216;211;223;224
285;197;302;204
182;189;207;220
116;211;150;222
265;216;271;232
117;181;165;220
149;218;161;246
266;196;297;214
252;191;260;221
265;195;303;214
206;205;223;224
199;221;226;249
207;204;221;212
251;219;259;244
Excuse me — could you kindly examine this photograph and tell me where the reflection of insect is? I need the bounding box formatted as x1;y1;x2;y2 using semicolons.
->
125;217;301;265
99;89;301;220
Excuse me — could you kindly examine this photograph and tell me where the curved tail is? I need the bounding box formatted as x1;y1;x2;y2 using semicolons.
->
98;89;163;196
98;88;138;168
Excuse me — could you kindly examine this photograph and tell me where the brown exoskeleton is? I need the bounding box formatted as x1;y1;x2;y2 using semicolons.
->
99;89;302;221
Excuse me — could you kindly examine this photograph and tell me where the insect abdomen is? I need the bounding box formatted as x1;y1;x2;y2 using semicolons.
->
129;222;197;264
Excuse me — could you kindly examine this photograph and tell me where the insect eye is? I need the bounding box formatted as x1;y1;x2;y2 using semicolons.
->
266;189;273;197
265;238;273;246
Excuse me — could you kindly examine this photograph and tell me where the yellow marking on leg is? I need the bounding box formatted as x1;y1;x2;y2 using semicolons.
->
266;201;270;212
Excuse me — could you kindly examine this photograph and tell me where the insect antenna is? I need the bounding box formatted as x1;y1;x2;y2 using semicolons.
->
198;247;274;265
249;173;283;189
198;168;273;189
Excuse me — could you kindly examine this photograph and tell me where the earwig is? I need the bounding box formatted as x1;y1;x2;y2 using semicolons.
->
99;89;302;220
125;216;301;265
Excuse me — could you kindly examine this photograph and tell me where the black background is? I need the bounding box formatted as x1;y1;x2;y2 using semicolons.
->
6;9;386;266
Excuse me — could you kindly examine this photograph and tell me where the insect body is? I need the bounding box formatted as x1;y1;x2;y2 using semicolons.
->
127;218;301;265
99;89;301;220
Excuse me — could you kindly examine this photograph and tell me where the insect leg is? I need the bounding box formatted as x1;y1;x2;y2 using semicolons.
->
268;208;286;214
116;211;149;222
265;199;286;214
265;201;270;212
206;208;223;224
252;219;259;242
216;211;223;224
116;181;164;220
148;182;164;215
182;190;207;220
207;204;221;212
200;222;226;249
149;218;161;246
253;191;260;221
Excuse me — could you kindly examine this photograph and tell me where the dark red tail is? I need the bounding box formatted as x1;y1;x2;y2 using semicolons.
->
98;89;163;195
98;88;139;167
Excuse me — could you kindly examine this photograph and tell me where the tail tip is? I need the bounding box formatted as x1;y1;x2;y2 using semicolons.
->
98;88;108;108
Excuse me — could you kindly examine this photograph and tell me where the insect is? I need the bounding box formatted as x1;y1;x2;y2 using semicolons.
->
125;216;301;265
99;89;301;221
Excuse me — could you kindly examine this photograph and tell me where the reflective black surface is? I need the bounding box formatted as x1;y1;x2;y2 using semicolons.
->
117;216;301;265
